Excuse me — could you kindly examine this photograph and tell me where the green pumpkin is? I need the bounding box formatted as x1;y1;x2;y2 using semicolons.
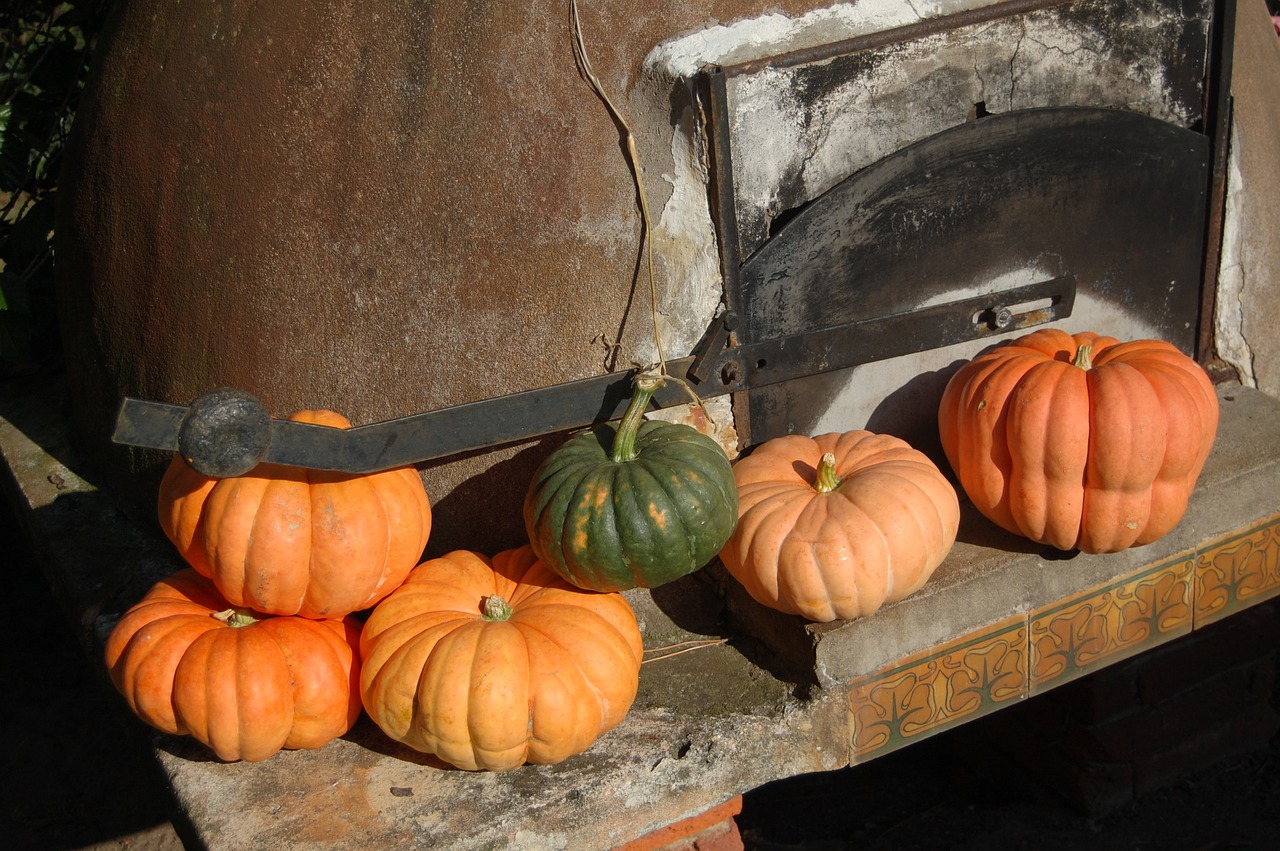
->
523;374;739;592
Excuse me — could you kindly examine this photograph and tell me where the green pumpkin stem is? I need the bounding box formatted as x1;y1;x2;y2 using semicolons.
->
610;374;664;464
1073;344;1094;371
481;595;513;622
211;608;258;628
814;453;842;493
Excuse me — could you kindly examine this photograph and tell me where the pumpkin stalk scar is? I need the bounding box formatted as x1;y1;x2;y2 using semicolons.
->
481;595;514;622
211;608;258;628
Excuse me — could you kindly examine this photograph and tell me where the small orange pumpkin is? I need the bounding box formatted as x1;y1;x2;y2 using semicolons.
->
719;431;960;623
158;409;432;618
937;329;1218;553
359;545;643;771
104;569;363;762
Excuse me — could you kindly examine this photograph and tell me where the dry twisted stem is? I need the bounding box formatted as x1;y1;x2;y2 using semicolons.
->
641;638;730;664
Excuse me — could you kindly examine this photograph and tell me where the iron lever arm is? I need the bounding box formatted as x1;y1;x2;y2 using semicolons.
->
112;276;1074;476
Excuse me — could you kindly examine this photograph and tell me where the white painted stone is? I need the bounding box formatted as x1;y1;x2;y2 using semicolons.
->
1216;134;1255;388
1217;0;1280;399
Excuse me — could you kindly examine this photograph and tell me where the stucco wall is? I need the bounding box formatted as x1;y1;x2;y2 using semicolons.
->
1216;0;1280;396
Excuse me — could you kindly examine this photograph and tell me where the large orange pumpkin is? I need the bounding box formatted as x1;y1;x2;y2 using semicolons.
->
937;328;1219;553
359;545;643;771
104;569;363;763
719;431;960;623
158;409;432;618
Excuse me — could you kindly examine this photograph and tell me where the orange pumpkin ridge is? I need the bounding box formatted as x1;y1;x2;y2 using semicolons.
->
719;430;960;623
359;546;643;771
938;330;1218;553
104;569;363;763
157;408;432;618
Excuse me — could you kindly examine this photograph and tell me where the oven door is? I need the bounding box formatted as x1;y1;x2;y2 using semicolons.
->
728;107;1210;455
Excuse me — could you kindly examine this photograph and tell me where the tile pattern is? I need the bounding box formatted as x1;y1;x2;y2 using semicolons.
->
849;511;1280;763
1194;514;1280;627
1029;552;1194;692
848;616;1026;762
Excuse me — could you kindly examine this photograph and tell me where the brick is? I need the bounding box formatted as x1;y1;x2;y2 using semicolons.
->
1075;660;1276;762
1132;703;1280;797
615;797;744;851
958;705;1136;814
1134;605;1280;707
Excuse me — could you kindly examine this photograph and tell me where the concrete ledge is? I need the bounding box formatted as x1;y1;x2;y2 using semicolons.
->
3;374;1279;849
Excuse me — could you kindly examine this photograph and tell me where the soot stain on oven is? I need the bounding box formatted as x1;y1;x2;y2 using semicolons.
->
698;0;1216;450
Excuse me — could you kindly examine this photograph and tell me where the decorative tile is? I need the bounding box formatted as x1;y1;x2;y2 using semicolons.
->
1194;513;1280;628
1029;554;1195;694
846;514;1280;765
849;616;1027;763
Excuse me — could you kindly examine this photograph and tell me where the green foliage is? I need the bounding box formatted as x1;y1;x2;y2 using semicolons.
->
1;1;111;374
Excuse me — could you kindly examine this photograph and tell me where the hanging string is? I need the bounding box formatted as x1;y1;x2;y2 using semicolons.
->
570;0;666;373
569;1;718;423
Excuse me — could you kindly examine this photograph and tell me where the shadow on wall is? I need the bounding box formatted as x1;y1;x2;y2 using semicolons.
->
420;437;562;557
864;359;968;466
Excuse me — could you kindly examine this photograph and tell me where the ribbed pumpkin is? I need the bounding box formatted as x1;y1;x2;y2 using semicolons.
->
104;569;363;763
523;374;738;592
158;409;432;618
719;431;960;622
937;328;1219;553
359;545;643;771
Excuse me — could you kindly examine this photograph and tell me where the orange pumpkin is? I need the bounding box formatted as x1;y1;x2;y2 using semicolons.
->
719;431;960;623
158;409;432;618
937;328;1219;553
359;545;643;771
104;569;363;762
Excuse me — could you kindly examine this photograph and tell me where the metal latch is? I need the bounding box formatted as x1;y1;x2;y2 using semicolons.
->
112;275;1075;477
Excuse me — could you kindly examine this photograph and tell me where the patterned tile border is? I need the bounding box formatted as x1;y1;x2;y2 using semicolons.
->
848;511;1280;764
1029;551;1195;693
849;615;1027;763
1194;512;1280;628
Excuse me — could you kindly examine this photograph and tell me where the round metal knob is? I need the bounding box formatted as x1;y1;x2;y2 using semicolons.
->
176;388;271;478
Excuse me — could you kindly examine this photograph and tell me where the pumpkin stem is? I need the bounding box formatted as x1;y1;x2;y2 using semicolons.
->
1073;344;1094;371
610;373;663;463
211;608;258;628
481;595;514;622
814;453;842;493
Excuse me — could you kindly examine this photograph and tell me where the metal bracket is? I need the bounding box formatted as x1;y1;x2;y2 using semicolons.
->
112;276;1075;476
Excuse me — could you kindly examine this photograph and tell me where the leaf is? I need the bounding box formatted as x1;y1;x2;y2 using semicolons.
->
0;0;112;371
6;193;57;267
0;270;32;316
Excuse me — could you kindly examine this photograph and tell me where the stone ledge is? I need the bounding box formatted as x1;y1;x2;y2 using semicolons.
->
3;375;1279;848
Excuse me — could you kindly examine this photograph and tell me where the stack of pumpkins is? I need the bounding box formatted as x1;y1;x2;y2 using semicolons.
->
105;328;1219;770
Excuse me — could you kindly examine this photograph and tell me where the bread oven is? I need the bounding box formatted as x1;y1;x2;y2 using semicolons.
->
71;0;1233;545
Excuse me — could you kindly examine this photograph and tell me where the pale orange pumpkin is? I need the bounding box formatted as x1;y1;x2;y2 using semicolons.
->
104;569;363;762
359;545;643;771
937;328;1218;553
719;431;960;623
158;409;432;618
